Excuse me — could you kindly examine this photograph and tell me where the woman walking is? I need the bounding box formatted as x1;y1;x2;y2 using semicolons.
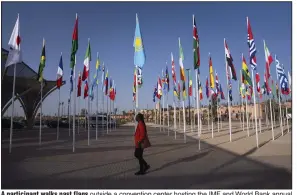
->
134;113;151;175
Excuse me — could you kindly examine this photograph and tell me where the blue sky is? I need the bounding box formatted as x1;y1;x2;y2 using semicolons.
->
2;1;291;116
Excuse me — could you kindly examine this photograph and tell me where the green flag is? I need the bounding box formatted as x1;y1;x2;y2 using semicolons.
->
70;15;78;69
37;39;46;82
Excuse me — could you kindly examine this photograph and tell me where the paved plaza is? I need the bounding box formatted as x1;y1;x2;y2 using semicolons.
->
1;122;292;189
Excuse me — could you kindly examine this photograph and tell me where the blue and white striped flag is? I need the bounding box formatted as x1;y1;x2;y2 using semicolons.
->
275;55;290;95
247;17;257;70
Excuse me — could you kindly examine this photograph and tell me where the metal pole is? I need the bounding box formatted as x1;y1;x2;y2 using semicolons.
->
72;60;76;152
57;89;60;140
251;70;259;148
9;63;17;153
39;82;43;145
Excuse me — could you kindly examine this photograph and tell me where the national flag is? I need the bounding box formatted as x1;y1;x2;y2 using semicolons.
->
264;70;271;95
89;81;95;101
179;38;185;81
205;77;209;99
199;81;203;100
255;72;260;93
173;85;179;98
224;39;237;80
209;55;215;88
188;70;192;96
70;69;74;95
104;70;109;95
134;14;146;69
82;39;91;81
37;39;46;82
101;63;105;92
182;81;186;100
228;78;232;101
275;55;290;95
110;80;115;101
137;67;143;87
193;15;200;69
77;72;82;97
220;84;225;99
242;54;252;86
5;14;22;67
153;84;158;102
56;54;63;89
240;83;246;98
247;17;257;70
215;71;219;94
165;66;170;92
84;81;89;99
158;77;163;99
93;53;100;86
288;71;291;92
171;52;177;85
264;40;273;79
70;14;78;69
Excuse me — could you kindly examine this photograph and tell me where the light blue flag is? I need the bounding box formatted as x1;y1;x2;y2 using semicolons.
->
134;13;145;69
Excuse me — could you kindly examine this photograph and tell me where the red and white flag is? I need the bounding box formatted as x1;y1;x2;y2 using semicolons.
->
264;40;273;79
56;54;63;89
77;72;82;97
5;14;22;67
84;81;89;99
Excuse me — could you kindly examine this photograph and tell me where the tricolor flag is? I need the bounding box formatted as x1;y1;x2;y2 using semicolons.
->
5;14;22;68
242;54;252;86
82;39;91;81
179;38;185;81
188;70;192;96
134;13;146;69
209;55;215;88
264;40;273;79
193;15;200;69
56;54;63;89
224;39;237;80
77;72;82;97
37;39;46;82
84;81;89;99
247;17;257;70
205;77;209;99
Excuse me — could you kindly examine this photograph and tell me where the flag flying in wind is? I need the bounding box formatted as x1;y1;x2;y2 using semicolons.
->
179;38;185;81
193;15;200;69
199;80;203;100
242;54;252;86
224;39;237;80
56;54;63;89
70;14;78;69
255;72;260;93
77;72;82;97
288;71;291;92
5;14;22;67
153;84;157;102
275;55;290;95
209;55;215;88
84;81;89;99
93;53;100;86
104;70;109;95
134;13;145;69
215;71;219;95
264;70;271;95
177;81;181;100
37;39;46;83
171;52;177;85
189;70;192;96
220;84;225;99
205;77;209;99
165;66;170;92
82;39;91;81
264;40;273;79
247;17;257;70
158;76;163;99
101;63;105;92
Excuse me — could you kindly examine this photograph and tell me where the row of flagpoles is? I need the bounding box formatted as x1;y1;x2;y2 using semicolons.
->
5;14;118;153
132;14;291;149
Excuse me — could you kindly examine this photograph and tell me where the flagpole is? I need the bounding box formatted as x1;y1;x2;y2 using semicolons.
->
84;98;87;130
208;99;210;133
39;80;43;145
178;99;181;130
78;93;80;135
167;93;169;136
238;73;242;131
269;95;274;140
110;93;112;131
275;60;284;136
251;70;259;148
107;95;109;134
173;97;177;140
87;40;91;146
72;55;76;152
240;71;245;132
9;62;17;153
163;90;165;131
159;99;162;131
196;70;200;150
135;66;138;132
217;97;220;132
211;96;214;138
57;88;60;140
96;53;99;140
182;99;186;143
69;99;71;136
223;40;232;143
